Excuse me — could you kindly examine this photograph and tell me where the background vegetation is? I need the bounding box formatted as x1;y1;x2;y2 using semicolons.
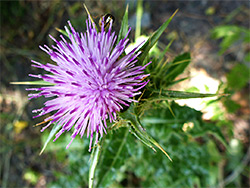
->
0;1;249;187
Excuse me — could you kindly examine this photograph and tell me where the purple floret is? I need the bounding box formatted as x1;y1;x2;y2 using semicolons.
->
28;17;150;151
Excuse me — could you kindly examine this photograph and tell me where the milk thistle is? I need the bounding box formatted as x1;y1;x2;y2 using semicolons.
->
28;17;150;151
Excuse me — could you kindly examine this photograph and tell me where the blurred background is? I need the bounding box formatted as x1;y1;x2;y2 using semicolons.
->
0;0;249;187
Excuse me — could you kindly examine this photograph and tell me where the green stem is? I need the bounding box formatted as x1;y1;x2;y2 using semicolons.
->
89;140;102;188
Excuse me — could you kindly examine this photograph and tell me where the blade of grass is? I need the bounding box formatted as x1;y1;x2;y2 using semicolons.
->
135;0;143;39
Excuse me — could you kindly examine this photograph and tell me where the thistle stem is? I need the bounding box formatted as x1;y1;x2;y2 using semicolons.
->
89;140;102;188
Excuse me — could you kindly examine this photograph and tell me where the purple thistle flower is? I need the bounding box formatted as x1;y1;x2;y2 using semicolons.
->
28;17;150;151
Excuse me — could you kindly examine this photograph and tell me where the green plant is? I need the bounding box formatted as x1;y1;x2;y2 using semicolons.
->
13;3;230;188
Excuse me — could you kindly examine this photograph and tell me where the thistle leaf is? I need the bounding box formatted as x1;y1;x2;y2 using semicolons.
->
10;80;55;86
164;52;191;82
96;128;130;187
157;38;174;62
55;27;69;38
40;123;62;155
117;4;129;45
151;90;221;100
167;77;190;87
120;104;172;161
137;9;178;65
83;3;97;31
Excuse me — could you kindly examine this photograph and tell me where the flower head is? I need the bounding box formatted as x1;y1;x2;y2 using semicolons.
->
28;17;150;150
